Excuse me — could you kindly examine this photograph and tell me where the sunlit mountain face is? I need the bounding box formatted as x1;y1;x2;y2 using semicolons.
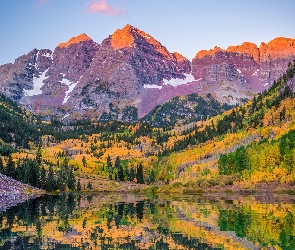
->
0;25;294;122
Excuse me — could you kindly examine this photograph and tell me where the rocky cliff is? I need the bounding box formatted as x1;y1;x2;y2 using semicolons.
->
191;37;295;104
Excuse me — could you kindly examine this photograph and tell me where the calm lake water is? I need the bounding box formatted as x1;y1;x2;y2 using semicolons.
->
0;193;294;249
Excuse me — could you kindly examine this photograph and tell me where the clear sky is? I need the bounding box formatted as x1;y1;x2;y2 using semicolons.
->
0;0;294;65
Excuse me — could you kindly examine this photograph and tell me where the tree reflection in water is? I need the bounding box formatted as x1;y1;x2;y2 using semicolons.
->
0;194;294;249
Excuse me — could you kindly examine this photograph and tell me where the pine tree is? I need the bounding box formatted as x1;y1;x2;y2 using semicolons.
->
40;166;46;189
47;164;56;192
149;169;156;184
57;159;69;191
87;181;92;191
5;155;16;179
36;147;42;165
106;155;112;171
29;159;40;187
68;166;76;191
125;167;129;180
77;178;82;191
136;163;144;184
106;155;113;180
82;156;87;168
129;166;136;181
0;157;4;174
115;156;124;181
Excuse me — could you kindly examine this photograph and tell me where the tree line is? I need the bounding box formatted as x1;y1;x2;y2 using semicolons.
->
0;148;77;192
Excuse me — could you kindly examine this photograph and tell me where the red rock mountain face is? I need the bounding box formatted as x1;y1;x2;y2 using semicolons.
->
192;38;295;104
0;25;294;121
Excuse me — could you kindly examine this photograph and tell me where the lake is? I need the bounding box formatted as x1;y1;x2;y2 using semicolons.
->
0;193;294;249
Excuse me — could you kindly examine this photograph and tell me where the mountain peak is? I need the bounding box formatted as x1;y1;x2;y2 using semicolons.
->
227;42;259;61
111;24;135;50
58;33;92;48
260;37;295;60
111;24;173;60
174;52;187;62
194;46;224;59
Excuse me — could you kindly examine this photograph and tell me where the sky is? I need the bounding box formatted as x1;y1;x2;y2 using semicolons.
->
0;0;294;65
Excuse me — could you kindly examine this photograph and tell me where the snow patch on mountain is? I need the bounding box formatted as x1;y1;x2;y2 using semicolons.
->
143;84;162;89
163;73;195;87
43;52;52;59
24;69;49;96
61;78;79;105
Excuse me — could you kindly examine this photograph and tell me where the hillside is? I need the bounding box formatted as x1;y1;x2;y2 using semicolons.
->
0;58;295;194
142;93;233;127
0;93;42;148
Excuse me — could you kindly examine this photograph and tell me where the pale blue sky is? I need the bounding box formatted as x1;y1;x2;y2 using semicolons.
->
0;0;294;65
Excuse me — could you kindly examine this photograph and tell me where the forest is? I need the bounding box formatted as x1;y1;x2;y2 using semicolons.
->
0;60;295;192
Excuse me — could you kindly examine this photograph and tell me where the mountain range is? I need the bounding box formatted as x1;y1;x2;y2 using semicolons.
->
0;24;295;122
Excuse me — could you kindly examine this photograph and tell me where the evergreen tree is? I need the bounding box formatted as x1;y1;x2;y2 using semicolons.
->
129;166;136;182
36;147;42;165
125;167;130;180
68;166;76;191
106;155;112;170
106;155;113;180
0;157;4;174
29;159;40;187
57;159;69;191
39;165;46;189
5;155;16;179
280;106;286;122
136;163;144;184
82;156;87;168
77;178;82;191
149;169;156;183
87;181;92;191
47;164;56;192
115;156;124;181
16;160;24;182
251;94;257;114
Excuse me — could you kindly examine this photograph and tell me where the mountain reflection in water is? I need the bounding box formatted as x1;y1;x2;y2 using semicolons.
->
0;193;294;249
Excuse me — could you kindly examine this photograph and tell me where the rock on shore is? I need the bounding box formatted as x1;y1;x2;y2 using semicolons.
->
0;173;45;211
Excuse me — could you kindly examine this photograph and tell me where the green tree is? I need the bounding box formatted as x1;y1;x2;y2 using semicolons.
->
0;157;4;174
77;178;82;191
68;166;76;191
82;156;87;168
280;106;286;122
136;163;144;184
5;155;16;179
115;156;124;181
39;165;46;189
106;155;113;180
36;147;42;165
57;159;69;191
47;164;56;192
149;169;156;183
87;181;92;191
129;166;136;182
29;159;40;187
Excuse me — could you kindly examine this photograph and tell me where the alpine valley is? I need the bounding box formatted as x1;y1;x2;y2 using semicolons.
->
1;24;295;198
2;21;295;249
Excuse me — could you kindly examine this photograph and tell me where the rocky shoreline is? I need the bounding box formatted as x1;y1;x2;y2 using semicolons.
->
0;173;45;211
